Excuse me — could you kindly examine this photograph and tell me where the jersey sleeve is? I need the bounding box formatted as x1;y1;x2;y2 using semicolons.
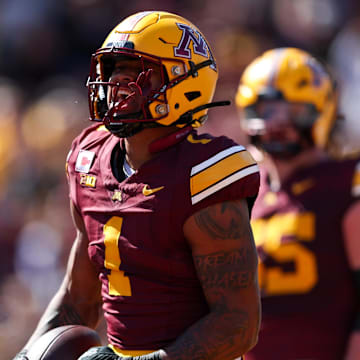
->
65;135;82;211
186;138;260;217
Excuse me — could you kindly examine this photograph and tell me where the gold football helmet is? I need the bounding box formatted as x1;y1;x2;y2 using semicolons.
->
87;11;228;137
235;47;338;150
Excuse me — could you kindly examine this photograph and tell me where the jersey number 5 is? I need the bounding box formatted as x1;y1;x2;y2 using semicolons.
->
103;216;132;296
252;212;318;296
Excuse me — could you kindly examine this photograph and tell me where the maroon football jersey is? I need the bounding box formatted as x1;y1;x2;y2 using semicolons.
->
247;156;360;360
66;124;259;350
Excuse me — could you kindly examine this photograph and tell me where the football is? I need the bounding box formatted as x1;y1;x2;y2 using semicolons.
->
26;325;102;360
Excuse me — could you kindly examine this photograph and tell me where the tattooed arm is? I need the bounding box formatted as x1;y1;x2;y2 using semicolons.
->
20;200;102;352
161;199;261;360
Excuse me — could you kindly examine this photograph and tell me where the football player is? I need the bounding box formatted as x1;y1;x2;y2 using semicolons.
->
13;11;261;360
236;47;360;359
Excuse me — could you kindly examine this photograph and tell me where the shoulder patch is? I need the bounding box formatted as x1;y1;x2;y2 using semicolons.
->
352;161;360;197
75;150;95;173
190;145;259;205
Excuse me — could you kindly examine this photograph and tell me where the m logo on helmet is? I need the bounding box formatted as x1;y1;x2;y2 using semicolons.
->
174;23;217;71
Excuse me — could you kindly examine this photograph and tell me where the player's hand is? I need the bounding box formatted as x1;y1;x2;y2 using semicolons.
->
77;346;117;359
114;68;153;116
12;350;29;360
77;346;163;359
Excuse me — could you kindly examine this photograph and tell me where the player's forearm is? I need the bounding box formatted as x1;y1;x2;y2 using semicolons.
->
172;200;260;358
122;309;256;360
23;287;100;351
161;308;258;359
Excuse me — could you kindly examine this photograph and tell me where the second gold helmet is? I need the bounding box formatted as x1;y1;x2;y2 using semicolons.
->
235;47;338;149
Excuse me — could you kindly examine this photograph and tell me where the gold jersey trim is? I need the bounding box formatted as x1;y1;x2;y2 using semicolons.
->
109;344;155;357
190;145;259;205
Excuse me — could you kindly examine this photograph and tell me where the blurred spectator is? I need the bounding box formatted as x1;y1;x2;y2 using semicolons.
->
0;0;67;88
271;0;347;53
14;221;64;309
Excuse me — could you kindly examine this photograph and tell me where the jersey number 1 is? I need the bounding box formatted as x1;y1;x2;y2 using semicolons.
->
103;216;132;296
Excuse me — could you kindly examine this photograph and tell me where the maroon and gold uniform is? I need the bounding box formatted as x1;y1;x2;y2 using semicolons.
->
66;123;259;351
247;157;360;360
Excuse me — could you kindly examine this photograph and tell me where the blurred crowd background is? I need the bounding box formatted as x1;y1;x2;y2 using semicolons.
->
1;0;360;357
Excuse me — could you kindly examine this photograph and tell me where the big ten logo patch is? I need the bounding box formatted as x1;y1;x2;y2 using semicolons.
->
80;173;97;188
174;23;217;71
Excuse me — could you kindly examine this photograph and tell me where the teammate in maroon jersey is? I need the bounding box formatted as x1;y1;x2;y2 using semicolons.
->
236;47;360;359
13;11;261;360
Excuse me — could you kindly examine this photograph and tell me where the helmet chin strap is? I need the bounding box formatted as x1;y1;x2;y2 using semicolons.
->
105;119;145;138
175;100;231;126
